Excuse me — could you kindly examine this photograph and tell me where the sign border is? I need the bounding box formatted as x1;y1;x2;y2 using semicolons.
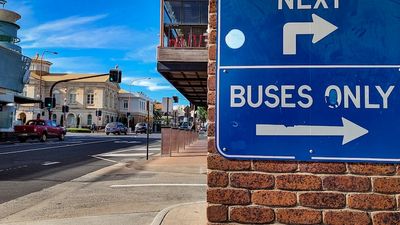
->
215;0;400;163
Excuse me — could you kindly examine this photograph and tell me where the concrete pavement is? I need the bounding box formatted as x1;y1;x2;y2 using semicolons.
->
0;139;207;225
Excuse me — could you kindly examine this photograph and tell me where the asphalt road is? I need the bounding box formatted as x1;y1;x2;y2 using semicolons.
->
0;133;160;204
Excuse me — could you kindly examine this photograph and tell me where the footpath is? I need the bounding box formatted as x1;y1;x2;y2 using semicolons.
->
0;139;208;225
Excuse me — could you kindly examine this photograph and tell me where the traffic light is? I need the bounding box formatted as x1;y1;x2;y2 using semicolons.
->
62;105;69;113
109;69;122;83
172;96;179;103
44;97;56;108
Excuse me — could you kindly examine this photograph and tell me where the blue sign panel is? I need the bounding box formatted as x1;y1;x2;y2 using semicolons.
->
216;0;400;163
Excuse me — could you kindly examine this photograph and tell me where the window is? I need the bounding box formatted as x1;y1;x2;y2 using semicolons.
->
87;91;94;105
87;114;92;125
123;100;129;109
69;91;76;104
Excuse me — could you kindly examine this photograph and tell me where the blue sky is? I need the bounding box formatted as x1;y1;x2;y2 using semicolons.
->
6;0;189;105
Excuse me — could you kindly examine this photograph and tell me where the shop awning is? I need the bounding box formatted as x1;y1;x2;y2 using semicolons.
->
14;95;42;104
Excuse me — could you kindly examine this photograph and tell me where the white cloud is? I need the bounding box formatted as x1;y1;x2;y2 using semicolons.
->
49;57;106;74
123;44;158;63
19;14;155;50
122;77;174;92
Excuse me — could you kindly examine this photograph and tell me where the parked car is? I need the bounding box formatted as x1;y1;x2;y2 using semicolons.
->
14;120;66;142
105;122;128;135
179;122;189;130
134;122;151;134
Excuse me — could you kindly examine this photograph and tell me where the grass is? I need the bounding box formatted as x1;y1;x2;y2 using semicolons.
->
67;128;92;133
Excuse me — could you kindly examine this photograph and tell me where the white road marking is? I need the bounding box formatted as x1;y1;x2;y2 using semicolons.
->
41;161;61;166
110;184;207;188
91;155;119;164
114;141;140;144
99;153;156;157
0;140;117;155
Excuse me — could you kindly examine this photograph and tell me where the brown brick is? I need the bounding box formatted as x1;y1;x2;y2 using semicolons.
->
230;206;274;224
299;192;346;209
252;190;297;207
276;174;322;191
209;13;217;29
373;212;400;225
208;62;216;76
208;137;216;153
253;161;298;173
208;75;215;91
324;211;371;225
209;0;217;14
230;173;274;190
277;209;322;225
208;154;251;171
349;163;396;175
208;106;215;123
209;44;216;60
207;205;228;223
348;194;396;210
208;29;217;45
299;162;346;174
207;122;215;136
207;188;250;205
373;177;400;194
208;91;216;105
323;176;371;192
208;171;228;187
397;165;400;175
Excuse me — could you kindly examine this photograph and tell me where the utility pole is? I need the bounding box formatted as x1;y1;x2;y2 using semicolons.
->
63;87;67;127
146;100;150;160
166;97;170;126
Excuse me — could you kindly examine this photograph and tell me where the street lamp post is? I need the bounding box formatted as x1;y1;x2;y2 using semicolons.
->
39;50;58;109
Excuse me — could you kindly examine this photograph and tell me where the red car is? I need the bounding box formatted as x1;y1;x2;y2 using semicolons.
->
14;120;66;143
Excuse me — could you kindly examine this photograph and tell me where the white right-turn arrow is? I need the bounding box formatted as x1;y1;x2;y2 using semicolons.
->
283;14;338;55
256;117;368;145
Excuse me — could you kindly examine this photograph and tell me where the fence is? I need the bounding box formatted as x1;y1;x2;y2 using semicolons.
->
161;127;198;156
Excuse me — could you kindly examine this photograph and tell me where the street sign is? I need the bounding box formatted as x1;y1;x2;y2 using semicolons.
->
216;0;400;163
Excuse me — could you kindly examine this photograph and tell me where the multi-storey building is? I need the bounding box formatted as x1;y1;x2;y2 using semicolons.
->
0;3;32;134
17;56;120;128
17;56;155;128
157;0;208;107
118;90;154;129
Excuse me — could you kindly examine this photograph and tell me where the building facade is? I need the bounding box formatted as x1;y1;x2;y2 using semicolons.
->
17;56;122;128
118;90;154;129
0;4;32;133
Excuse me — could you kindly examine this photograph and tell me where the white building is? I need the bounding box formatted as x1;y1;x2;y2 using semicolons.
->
118;90;154;129
17;56;154;129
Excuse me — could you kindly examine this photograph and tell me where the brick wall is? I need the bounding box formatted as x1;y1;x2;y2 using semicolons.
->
206;1;400;224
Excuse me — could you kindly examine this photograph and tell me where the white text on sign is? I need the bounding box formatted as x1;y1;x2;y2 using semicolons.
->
278;0;340;10
230;85;395;109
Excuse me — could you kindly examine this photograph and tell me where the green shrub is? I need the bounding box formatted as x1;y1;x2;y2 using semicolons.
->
67;128;91;133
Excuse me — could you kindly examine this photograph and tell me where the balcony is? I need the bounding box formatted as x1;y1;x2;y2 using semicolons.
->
157;0;208;107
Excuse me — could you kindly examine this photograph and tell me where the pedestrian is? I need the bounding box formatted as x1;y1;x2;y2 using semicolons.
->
91;123;97;133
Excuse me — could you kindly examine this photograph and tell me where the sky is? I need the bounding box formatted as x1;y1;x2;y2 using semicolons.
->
6;0;189;105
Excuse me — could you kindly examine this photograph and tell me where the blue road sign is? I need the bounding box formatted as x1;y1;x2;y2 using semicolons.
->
216;0;400;163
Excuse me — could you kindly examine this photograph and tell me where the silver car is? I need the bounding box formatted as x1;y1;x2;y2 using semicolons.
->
105;122;128;135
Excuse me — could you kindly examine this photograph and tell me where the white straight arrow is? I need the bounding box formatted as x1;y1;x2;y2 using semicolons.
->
256;117;368;145
283;14;338;55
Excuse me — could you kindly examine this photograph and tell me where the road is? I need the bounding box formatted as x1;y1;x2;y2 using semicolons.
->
0;133;161;204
